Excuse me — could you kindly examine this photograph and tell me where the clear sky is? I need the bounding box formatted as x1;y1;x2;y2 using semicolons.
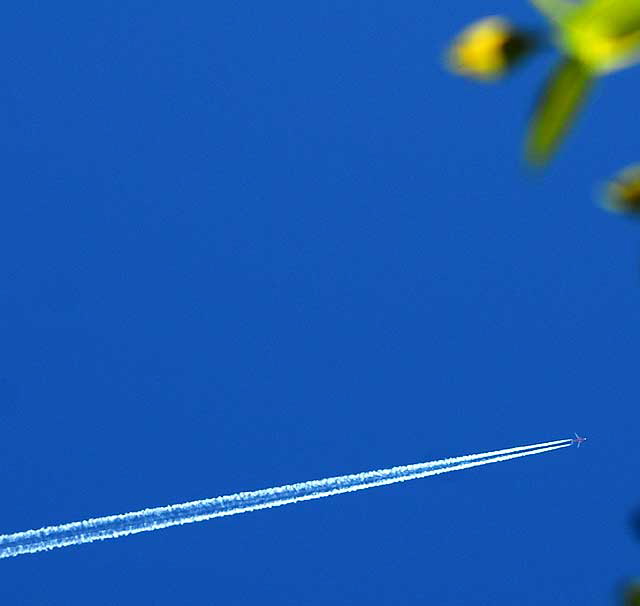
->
1;2;638;604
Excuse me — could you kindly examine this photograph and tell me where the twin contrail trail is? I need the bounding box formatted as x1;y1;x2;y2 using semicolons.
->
0;438;572;559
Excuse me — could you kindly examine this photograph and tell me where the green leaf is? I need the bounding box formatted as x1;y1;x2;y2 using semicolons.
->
525;57;594;167
530;0;579;23
568;0;640;37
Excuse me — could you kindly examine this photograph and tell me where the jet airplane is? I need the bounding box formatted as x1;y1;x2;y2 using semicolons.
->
572;433;587;448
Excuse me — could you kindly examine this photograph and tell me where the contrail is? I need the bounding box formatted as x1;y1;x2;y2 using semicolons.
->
0;438;571;559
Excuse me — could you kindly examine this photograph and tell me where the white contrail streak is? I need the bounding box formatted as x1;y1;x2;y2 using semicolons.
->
0;438;571;559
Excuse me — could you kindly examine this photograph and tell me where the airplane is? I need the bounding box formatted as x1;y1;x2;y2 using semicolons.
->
572;433;587;448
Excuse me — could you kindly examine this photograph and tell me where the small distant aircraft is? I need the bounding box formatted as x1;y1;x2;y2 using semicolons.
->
572;433;587;448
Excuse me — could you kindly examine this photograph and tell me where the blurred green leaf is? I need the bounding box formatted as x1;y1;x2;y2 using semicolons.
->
534;0;640;72
568;0;640;37
530;0;578;23
622;580;640;606
525;57;593;167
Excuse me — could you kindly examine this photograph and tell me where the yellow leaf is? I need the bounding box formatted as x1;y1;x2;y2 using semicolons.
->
446;17;535;82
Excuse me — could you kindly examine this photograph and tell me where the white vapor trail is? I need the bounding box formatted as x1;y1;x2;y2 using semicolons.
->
0;438;571;559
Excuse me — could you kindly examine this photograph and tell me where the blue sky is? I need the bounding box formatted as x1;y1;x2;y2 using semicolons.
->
1;2;638;604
